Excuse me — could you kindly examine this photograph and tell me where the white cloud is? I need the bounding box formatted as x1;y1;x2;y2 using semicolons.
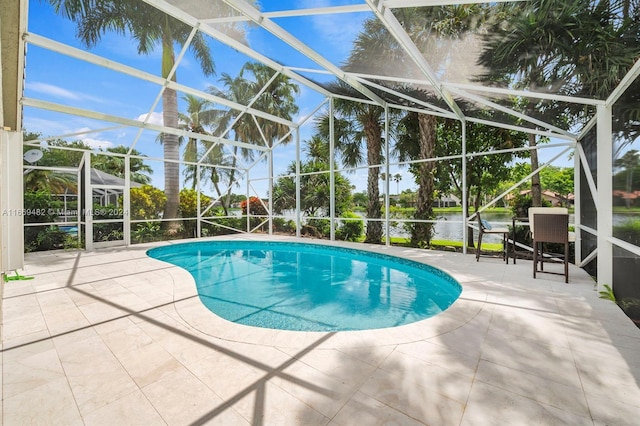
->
135;112;164;126
27;82;82;100
68;126;114;150
26;82;106;104
81;137;114;150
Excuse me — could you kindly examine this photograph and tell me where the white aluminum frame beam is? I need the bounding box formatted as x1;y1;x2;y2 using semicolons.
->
355;77;457;118
607;58;640;107
448;87;575;137
22;98;268;152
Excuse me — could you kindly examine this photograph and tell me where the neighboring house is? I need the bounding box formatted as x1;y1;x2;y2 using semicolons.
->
507;189;572;207
613;189;640;207
90;168;143;206
435;194;459;208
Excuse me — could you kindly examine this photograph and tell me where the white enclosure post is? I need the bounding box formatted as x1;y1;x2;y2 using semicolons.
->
0;130;24;273
461;122;468;254
329;98;336;240
384;106;390;246
295;128;301;238
123;155;131;245
596;104;613;291
573;142;581;264
268;145;273;235
196;164;201;238
83;152;94;250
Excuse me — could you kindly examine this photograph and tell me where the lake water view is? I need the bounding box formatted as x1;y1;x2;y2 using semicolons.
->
250;209;633;243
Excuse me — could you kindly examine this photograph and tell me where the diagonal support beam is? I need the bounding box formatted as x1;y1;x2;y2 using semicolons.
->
364;0;465;121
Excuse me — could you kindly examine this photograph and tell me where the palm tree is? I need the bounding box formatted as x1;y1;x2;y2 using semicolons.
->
393;173;402;195
208;71;258;211
179;94;214;189
48;0;218;233
317;80;389;244
242;62;300;149
303;135;330;163
209;62;299;213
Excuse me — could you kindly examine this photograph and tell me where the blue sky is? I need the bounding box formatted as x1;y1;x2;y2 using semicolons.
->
23;0;574;199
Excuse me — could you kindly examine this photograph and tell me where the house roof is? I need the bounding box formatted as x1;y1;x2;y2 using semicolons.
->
90;168;142;188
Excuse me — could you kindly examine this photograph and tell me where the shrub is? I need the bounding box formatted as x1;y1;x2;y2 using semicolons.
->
25;226;67;252
129;185;166;220
132;221;163;243
614;220;640;246
306;218;331;237
336;212;364;241
240;196;269;216
179;189;212;237
273;217;296;234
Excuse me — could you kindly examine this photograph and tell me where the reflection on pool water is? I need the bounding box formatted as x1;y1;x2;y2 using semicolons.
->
147;241;462;332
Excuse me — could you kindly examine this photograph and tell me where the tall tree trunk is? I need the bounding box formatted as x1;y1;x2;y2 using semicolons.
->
364;117;382;244
224;145;239;216
530;134;542;207
470;191;482;248
162;27;180;234
160;29;181;234
411;113;436;247
466;193;475;248
162;87;181;234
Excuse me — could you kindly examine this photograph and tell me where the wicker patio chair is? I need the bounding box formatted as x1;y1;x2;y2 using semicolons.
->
531;212;570;283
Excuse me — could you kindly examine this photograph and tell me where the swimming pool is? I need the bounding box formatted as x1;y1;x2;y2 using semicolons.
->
147;241;462;332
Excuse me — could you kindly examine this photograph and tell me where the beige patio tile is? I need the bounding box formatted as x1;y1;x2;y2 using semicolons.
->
461;381;592;426
2;310;48;341
572;349;640;404
82;390;165;426
186;349;269;402
584;391;640;426
480;328;582;388
2;339;66;400
474;359;590;417
142;366;249;425
2;280;35;297
230;381;330;426
1;329;51;351
395;339;480;378
271;358;355;419
41;306;91;336
277;346;379;390
359;362;466;424
488;304;571;348
2;377;83;426
330;390;424;426
378;349;474;404
52;330;139;416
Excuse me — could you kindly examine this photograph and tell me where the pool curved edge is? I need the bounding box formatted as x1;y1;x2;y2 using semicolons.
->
145;235;490;349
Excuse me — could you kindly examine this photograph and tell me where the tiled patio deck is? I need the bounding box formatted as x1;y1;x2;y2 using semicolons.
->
2;235;640;425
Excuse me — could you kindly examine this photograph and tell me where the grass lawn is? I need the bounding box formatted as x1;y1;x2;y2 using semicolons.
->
388;237;503;252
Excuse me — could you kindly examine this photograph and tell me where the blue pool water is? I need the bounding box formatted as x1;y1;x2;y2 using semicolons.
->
147;241;462;332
